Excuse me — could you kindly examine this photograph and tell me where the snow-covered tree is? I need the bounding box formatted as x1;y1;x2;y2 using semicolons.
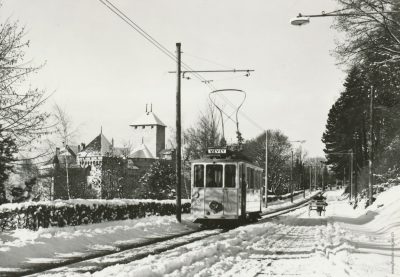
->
137;161;176;200
0;125;17;203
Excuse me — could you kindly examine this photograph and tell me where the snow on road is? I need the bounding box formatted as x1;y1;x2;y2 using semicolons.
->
1;188;399;276
0;191;313;275
55;188;398;277
0;215;197;274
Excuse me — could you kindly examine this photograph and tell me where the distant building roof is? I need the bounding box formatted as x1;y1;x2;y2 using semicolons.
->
130;143;154;159
113;147;129;157
40;145;78;170
67;145;79;156
82;133;113;156
130;112;166;127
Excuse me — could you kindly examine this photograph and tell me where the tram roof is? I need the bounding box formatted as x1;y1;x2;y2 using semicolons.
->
191;157;262;169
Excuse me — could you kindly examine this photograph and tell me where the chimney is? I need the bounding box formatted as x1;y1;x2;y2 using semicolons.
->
150;103;152;112
81;142;86;150
56;147;60;156
146;103;148;113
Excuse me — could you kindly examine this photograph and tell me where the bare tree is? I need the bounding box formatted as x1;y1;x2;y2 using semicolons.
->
0;18;50;149
334;0;400;64
242;130;292;195
52;104;79;199
183;102;221;160
121;140;133;158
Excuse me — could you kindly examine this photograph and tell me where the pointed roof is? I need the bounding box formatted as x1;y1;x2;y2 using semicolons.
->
130;112;166;127
83;133;113;155
130;143;154;159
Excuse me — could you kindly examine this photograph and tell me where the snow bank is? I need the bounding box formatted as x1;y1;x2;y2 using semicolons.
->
0;198;190;212
0;199;191;231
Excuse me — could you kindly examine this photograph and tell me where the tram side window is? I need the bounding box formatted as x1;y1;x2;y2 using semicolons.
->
254;171;259;189
255;171;260;189
206;164;223;187
225;165;236;188
194;165;204;187
247;167;255;189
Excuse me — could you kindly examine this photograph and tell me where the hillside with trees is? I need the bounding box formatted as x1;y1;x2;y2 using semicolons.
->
323;0;400;198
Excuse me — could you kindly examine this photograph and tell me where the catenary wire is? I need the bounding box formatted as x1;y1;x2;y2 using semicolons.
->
98;0;265;133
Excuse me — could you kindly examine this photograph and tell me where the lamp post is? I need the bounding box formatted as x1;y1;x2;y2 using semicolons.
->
289;10;391;205
265;130;268;207
290;10;400;26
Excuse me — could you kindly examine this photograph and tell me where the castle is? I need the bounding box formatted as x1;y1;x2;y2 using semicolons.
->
39;108;175;200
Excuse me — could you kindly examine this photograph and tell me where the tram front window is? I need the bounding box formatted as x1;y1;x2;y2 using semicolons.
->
194;165;204;187
206;164;223;187
225;165;236;188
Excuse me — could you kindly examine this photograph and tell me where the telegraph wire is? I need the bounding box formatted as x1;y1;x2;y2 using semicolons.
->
98;0;264;132
99;0;238;125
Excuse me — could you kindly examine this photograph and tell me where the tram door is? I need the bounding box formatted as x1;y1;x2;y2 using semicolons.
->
204;164;224;218
222;164;238;216
191;164;205;217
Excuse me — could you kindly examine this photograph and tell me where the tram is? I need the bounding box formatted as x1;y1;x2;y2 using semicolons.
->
191;146;263;225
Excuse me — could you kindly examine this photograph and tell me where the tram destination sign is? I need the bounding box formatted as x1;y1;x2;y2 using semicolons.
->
207;148;227;154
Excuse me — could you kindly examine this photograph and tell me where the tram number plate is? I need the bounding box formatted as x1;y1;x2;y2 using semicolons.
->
208;148;227;154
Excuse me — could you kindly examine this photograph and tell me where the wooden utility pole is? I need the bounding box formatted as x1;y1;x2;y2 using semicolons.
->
314;159;317;190
343;168;345;190
290;150;294;203
309;166;312;192
350;150;353;200
369;86;374;205
265;130;268;207
176;42;182;222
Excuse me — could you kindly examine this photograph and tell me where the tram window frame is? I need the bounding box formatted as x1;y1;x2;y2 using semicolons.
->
224;164;236;188
206;164;223;188
254;171;259;189
193;164;205;188
247;167;255;189
255;171;260;189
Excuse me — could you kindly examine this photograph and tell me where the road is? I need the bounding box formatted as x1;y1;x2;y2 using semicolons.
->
21;189;400;276
72;189;398;277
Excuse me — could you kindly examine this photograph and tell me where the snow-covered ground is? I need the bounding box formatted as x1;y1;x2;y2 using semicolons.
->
2;188;399;276
0;191;313;275
52;188;400;276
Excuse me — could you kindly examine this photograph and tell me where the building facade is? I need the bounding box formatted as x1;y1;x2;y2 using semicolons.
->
40;109;174;200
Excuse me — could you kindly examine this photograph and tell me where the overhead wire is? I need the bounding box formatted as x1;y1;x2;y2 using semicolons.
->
99;0;238;125
98;0;265;133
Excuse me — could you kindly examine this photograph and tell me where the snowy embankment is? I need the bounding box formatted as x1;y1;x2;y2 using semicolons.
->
0;198;191;231
79;187;398;277
50;187;398;277
0;191;313;275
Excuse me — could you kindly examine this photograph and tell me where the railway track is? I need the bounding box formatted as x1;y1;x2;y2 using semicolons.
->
20;197;315;277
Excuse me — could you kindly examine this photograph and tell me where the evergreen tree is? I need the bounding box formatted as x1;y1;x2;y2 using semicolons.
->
0;125;17;203
137;161;176;200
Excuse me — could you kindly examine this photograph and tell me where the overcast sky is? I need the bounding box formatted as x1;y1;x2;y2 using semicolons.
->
1;0;346;157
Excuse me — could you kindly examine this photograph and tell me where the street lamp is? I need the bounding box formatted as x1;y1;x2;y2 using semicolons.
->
290;10;400;26
289;9;393;206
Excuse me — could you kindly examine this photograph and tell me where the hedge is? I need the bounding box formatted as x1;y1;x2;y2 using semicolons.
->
0;199;191;231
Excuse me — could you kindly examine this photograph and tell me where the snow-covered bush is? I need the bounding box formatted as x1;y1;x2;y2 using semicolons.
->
0;198;190;231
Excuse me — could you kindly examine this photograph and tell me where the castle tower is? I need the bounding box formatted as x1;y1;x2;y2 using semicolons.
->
130;106;166;158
